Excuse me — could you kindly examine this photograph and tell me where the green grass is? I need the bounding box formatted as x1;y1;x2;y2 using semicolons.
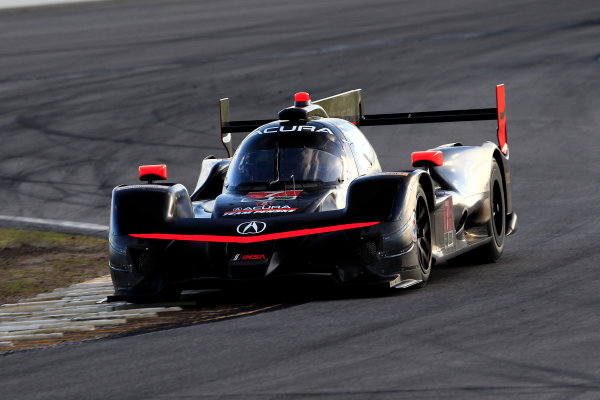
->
0;228;109;305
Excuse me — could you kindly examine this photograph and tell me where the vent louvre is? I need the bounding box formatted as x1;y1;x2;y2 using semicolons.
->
356;241;378;264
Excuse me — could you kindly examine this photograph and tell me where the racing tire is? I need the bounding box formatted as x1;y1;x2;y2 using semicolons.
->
415;186;432;287
474;159;506;263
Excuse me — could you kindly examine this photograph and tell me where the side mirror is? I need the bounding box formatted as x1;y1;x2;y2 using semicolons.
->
411;151;443;167
139;164;167;183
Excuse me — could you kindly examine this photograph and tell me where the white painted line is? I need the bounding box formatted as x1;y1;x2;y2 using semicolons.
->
62;289;114;296
0;326;96;336
35;306;120;316
3;307;180;323
0;0;108;10
0;215;108;232
0;324;43;331
0;315;31;320
14;300;66;307
79;275;112;285
63;295;114;302
69;282;114;288
73;318;128;326
71;313;159;321
0;319;128;335
21;293;104;303
0;332;63;340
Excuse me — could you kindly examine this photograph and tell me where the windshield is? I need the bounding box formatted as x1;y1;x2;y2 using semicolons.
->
227;146;343;190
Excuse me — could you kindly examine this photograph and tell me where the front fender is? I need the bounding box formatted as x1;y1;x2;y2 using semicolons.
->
346;171;431;224
110;183;194;235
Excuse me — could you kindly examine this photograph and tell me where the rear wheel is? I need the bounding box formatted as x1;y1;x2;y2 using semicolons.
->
415;187;432;287
474;159;505;263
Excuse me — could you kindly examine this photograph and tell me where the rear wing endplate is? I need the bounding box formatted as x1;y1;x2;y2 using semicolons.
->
219;84;508;156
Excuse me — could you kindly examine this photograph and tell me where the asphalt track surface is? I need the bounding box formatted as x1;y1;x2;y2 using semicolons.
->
1;0;600;398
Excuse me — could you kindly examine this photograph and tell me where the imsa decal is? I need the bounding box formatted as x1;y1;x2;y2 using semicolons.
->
231;254;267;261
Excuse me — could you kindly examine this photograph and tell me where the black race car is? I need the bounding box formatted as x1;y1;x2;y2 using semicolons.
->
108;86;516;300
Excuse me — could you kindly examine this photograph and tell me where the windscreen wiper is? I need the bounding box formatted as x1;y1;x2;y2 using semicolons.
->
269;142;280;188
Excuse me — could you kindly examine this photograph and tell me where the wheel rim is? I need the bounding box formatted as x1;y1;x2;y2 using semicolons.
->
492;180;504;240
416;197;432;273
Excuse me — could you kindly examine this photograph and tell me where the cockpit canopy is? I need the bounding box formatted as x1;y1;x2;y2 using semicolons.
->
225;122;345;191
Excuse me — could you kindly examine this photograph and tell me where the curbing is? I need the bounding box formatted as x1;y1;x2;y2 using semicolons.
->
0;275;182;351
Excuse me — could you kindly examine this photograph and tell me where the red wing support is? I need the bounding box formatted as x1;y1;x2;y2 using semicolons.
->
496;84;508;155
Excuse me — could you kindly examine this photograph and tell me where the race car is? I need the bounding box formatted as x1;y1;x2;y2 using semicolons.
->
108;85;517;300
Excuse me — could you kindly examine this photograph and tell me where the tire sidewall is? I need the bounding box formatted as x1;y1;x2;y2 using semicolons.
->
488;160;505;259
416;186;432;284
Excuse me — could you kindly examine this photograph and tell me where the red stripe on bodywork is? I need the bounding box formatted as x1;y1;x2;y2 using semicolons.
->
496;84;508;155
130;222;379;244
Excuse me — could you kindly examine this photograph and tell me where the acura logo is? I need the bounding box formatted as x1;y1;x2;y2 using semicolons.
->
236;220;267;235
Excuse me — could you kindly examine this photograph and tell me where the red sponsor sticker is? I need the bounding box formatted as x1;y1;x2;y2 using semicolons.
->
231;254;267;262
242;190;302;202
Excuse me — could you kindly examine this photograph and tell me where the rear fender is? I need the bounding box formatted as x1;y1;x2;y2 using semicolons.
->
429;142;512;214
428;143;495;196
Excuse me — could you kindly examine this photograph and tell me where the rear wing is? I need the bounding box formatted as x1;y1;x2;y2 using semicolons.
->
219;84;508;156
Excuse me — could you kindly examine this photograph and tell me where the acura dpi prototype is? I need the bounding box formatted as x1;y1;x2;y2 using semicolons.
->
108;86;517;300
